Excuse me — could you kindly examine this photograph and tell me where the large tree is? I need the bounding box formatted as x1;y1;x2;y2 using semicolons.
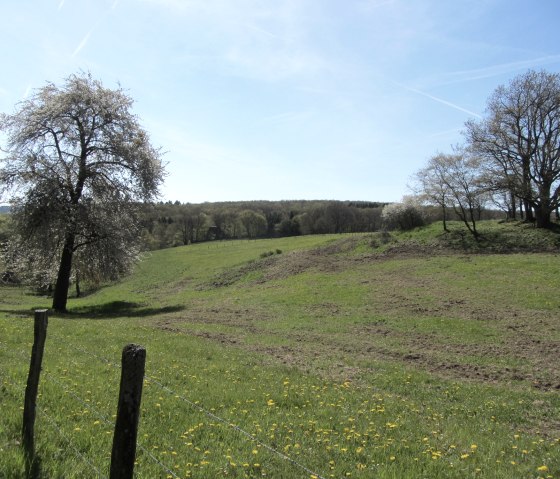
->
0;72;164;312
465;70;560;228
414;151;486;238
413;152;452;232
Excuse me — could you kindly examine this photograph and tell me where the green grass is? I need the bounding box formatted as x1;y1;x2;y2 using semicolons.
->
1;226;559;478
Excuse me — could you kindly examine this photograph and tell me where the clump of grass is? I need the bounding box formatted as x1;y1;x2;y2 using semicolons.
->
367;230;394;250
259;249;282;258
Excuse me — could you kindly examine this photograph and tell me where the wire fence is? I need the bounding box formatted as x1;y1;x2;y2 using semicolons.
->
1;326;330;479
0;373;105;478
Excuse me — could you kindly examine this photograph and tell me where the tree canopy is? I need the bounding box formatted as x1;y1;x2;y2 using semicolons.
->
465;70;560;228
0;72;165;311
414;69;560;231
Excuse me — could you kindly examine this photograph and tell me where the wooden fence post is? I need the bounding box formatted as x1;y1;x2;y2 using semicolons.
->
22;309;49;461
110;344;146;479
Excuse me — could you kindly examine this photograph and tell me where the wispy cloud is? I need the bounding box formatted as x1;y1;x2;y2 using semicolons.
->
137;0;328;82
260;110;315;124
359;0;396;11
58;0;65;10
397;83;481;119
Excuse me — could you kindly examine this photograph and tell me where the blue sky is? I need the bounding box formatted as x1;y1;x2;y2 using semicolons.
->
2;0;560;203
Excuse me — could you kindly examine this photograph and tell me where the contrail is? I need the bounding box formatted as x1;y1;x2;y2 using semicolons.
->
397;83;482;119
72;29;93;57
447;55;560;83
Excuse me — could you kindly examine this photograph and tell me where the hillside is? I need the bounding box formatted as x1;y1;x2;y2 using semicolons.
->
1;222;559;478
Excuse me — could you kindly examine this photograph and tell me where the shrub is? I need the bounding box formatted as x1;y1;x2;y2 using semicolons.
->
382;197;426;231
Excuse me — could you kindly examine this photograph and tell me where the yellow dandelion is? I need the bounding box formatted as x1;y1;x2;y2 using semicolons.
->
537;465;549;472
460;454;469;459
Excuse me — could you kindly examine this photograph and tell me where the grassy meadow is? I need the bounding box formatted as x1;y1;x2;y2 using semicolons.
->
1;222;559;478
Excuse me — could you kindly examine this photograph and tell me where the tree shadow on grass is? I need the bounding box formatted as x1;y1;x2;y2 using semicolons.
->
64;301;185;319
0;301;185;320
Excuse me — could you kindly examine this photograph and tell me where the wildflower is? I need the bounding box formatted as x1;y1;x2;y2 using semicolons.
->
460;454;469;459
537;465;549;472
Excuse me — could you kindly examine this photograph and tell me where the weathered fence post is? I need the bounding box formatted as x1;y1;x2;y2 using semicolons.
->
22;309;48;461
110;344;146;479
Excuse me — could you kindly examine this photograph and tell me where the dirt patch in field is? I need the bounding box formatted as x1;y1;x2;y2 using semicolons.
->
158;236;560;393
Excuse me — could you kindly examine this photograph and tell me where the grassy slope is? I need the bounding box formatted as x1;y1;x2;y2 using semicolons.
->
1;223;559;478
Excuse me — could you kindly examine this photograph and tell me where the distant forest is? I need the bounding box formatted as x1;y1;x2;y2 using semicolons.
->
0;200;506;253
139;200;502;250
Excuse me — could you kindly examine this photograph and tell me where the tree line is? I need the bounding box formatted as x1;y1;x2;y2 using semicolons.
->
138;200;387;249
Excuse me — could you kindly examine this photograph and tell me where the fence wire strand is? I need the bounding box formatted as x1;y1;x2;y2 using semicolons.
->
3;344;181;479
34;332;330;479
37;405;106;479
42;360;181;478
0;373;105;478
55;336;329;478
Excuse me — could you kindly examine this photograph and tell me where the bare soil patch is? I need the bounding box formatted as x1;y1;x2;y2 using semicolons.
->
158;237;560;393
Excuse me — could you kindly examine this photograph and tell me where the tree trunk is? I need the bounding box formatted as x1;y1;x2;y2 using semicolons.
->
510;192;516;220
52;234;75;313
535;205;552;228
523;199;534;222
